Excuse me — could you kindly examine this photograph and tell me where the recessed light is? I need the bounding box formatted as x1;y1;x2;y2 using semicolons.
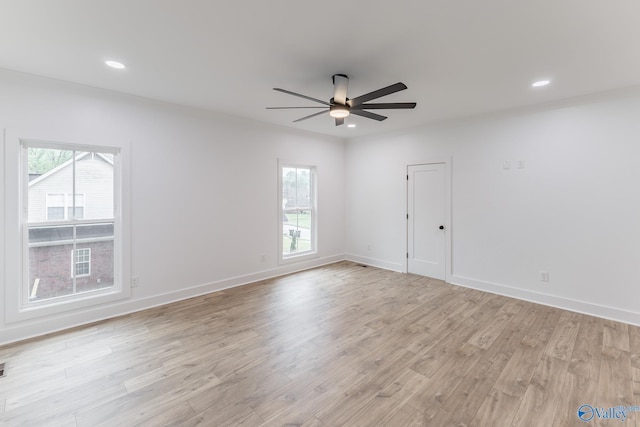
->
347;124;356;128
105;60;126;70
532;80;550;87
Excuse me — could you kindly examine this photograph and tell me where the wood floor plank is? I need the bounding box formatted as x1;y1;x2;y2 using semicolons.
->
465;299;524;350
409;296;502;381
631;325;640;374
551;372;599;427
340;368;428;426
183;404;264;427
405;294;491;355
1;261;639;426
603;320;631;352
378;403;432;426
437;302;541;424
568;314;604;381
314;347;418;426
258;365;365;425
492;307;560;399
598;345;635;407
470;388;521;426
3;380;128;427
511;355;570;427
75;370;221;426
300;417;326;427
95;400;197;427
543;311;581;361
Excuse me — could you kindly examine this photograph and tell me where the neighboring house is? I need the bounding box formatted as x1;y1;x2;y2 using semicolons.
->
28;152;115;299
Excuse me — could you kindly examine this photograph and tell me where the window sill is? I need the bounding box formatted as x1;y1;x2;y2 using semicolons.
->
6;286;130;324
279;250;318;266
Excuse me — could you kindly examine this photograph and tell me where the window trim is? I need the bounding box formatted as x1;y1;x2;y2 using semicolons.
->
278;160;318;264
3;131;131;323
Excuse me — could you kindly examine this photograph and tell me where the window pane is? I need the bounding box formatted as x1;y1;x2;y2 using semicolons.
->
68;206;84;219
73;240;113;294
74;248;91;277
22;142;121;312
76;152;114;220
28;149;73;223
281;164;315;258
29;224;74;243
28;244;74;300
76;222;114;240
282;209;312;255
28;223;114;301
47;207;64;220
282;167;297;208
296;168;310;209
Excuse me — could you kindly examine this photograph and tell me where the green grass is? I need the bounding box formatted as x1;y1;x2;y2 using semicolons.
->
283;212;311;229
282;235;311;254
283;212;312;254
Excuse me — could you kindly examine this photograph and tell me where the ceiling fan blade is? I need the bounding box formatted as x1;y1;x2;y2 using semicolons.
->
266;106;328;109
335;117;344;126
355;102;416;110
332;74;349;105
351;110;387;121
274;88;330;106
348;82;408;106
293;110;328;123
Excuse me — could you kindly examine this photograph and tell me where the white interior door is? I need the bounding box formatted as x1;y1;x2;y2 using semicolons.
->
407;163;446;279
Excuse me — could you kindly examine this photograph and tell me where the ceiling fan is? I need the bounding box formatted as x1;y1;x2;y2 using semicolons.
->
267;74;417;126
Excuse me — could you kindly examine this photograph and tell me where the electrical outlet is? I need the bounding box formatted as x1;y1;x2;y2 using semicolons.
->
131;276;139;287
540;271;549;282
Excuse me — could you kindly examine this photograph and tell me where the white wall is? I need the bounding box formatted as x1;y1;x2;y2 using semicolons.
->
3;66;640;344
345;90;640;325
0;69;345;344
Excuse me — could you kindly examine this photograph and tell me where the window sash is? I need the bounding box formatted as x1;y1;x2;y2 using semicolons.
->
280;164;316;260
22;142;119;307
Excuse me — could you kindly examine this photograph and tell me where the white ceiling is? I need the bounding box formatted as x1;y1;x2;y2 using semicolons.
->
2;0;640;138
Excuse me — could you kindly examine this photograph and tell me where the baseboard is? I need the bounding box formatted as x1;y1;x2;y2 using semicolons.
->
450;274;640;327
344;253;404;272
0;254;345;346
5;256;640;346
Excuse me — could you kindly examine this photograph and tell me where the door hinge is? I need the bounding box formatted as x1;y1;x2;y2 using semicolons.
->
406;213;409;219
406;252;409;259
406;174;409;180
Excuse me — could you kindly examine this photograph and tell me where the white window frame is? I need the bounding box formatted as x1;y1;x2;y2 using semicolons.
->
72;248;91;278
278;160;317;264
3;130;131;323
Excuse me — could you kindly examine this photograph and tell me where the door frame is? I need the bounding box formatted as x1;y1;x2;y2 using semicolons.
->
405;159;452;282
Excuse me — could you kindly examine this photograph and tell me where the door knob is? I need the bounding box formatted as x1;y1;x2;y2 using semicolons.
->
439;225;445;230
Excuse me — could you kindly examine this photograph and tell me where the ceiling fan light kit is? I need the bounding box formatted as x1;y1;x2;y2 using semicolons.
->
267;74;417;126
329;104;350;118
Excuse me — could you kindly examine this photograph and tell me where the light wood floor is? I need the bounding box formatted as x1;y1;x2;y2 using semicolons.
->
1;261;639;426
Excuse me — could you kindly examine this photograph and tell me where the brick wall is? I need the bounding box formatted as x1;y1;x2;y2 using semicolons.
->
29;241;114;299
